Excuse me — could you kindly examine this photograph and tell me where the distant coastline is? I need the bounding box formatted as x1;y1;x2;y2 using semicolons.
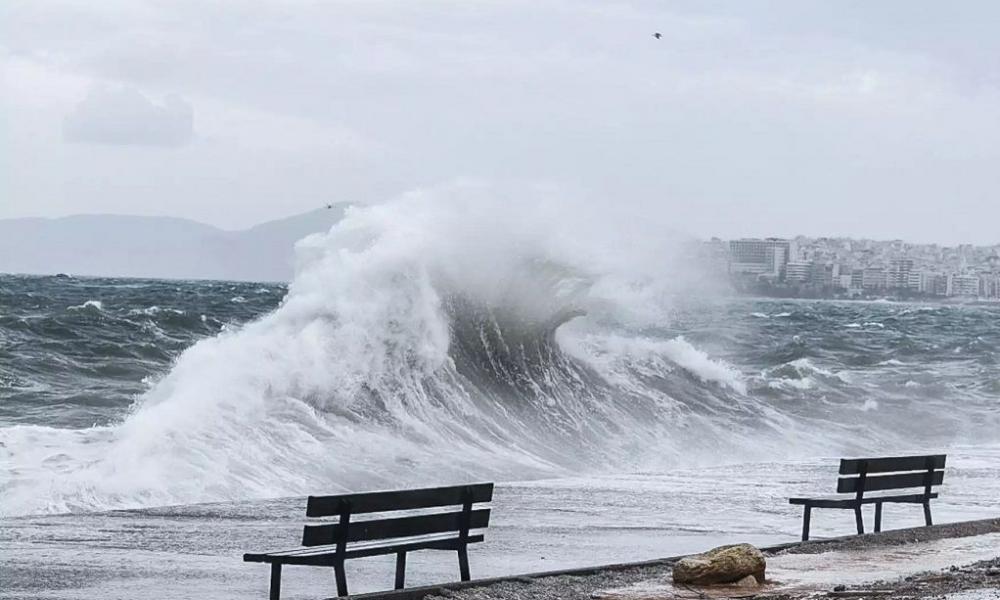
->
0;205;348;283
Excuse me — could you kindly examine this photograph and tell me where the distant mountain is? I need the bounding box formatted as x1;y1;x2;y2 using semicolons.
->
0;205;348;282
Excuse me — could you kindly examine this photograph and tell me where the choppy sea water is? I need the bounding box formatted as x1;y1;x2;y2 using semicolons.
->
1;196;998;597
1;273;997;516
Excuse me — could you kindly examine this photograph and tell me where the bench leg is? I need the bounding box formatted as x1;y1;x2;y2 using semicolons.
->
801;506;812;541
874;502;883;533
854;506;865;535
457;544;471;581
923;502;933;526
334;560;348;597
395;552;407;590
269;563;282;600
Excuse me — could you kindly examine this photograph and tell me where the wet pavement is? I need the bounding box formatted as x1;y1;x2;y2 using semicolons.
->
3;454;999;600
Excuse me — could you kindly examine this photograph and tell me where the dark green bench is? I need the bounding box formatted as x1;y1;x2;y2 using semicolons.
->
790;454;945;541
244;483;493;599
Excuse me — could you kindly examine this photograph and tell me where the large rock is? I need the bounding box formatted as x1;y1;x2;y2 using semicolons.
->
672;543;766;585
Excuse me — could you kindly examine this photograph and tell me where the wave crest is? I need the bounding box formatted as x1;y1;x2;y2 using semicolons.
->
0;183;758;516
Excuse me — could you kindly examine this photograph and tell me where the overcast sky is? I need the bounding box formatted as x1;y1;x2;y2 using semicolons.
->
2;1;998;244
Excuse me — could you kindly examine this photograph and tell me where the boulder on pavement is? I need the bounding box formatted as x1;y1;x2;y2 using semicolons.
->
672;543;766;585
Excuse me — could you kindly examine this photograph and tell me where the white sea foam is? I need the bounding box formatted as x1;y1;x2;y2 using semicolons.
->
567;333;747;395
0;182;728;516
768;377;815;390
128;306;186;316
68;300;103;311
661;337;747;394
787;358;835;378
760;358;850;390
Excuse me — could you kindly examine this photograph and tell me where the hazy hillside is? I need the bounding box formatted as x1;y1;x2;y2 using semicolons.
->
0;205;348;282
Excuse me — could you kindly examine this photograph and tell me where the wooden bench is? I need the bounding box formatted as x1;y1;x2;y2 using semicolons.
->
789;454;945;541
244;482;493;599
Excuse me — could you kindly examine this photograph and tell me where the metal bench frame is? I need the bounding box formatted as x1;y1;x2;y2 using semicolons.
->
244;483;493;599
789;454;945;541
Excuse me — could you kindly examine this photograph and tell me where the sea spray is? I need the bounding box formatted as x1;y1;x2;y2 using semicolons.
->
1;183;997;516
0;183;721;514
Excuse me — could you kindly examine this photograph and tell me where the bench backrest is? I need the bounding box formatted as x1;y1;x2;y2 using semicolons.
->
837;454;945;500
301;483;493;548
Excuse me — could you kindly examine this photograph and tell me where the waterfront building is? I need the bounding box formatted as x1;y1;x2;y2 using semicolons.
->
947;274;980;297
888;259;914;289
851;269;864;289
810;263;834;287
785;261;811;283
728;238;791;278
982;274;1000;299
862;267;888;290
927;274;949;296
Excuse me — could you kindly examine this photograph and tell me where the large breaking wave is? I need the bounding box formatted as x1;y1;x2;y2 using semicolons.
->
2;183;997;516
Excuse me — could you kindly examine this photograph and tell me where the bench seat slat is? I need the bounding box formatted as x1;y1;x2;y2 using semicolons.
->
307;483;493;517
839;455;945;475
244;533;485;565
789;492;938;508
253;530;489;559
837;470;943;493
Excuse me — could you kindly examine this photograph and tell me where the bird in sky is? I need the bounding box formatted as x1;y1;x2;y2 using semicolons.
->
653;32;662;39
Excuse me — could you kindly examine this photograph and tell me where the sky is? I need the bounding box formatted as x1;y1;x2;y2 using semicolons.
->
1;0;998;244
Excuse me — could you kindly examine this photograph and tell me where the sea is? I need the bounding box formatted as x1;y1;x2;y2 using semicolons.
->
1;197;998;598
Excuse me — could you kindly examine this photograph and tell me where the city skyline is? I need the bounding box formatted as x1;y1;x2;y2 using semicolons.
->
704;235;1000;300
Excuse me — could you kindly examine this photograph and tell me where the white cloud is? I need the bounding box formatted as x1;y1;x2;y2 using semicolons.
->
63;86;194;147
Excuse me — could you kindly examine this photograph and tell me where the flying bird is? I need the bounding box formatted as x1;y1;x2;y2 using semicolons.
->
653;32;662;39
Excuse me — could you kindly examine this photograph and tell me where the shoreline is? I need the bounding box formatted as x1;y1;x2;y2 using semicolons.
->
350;518;1000;600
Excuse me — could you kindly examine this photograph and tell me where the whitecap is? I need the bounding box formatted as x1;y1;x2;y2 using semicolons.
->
68;300;104;311
660;336;747;394
768;377;815;390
